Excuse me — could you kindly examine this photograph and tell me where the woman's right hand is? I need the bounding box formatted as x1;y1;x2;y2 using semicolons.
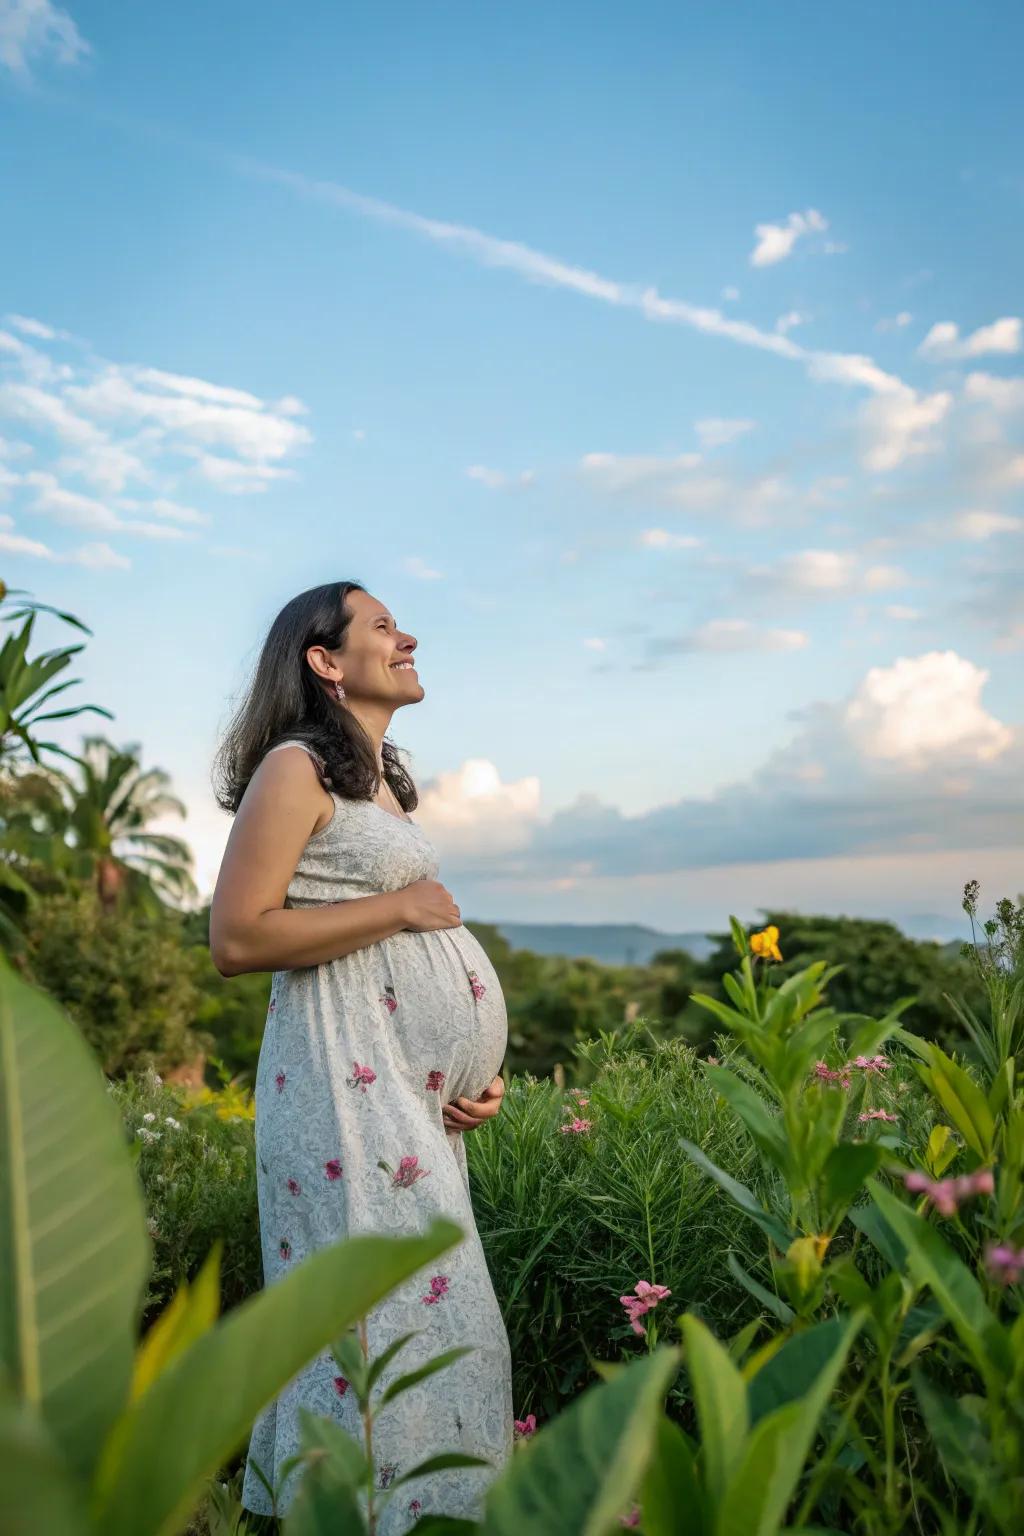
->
398;879;463;932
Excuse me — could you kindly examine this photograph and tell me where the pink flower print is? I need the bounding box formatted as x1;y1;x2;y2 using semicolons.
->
468;969;486;1000
333;1375;350;1397
286;1176;301;1195
421;1274;449;1305
268;996;277;1016
279;1238;292;1261
379;985;398;1014
513;1413;537;1439
409;1500;423;1519
393;1154;430;1189
619;1279;672;1337
858;1109;899;1123
426;1069;446;1092
560;1117;592;1135
274;1070;287;1093
347;1061;377;1092
324;1158;344;1181
378;1462;398;1489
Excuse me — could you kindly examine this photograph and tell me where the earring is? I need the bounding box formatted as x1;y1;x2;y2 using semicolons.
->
334;679;346;702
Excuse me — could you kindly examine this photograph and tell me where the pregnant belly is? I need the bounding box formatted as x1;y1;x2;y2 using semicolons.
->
380;924;508;1100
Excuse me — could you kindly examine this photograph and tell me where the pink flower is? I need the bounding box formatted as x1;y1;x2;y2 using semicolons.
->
468;970;486;1000
268;997;277;1015
279;1238;292;1261
851;1054;891;1073
564;1097;590;1112
560;1118;592;1135
409;1501;423;1519
620;1505;641;1527
426;1070;446;1092
324;1158;343;1181
812;1061;852;1089
348;1061;377;1092
619;1279;672;1337
378;1462;397;1489
286;1176;301;1195
393;1155;430;1188
421;1274;450;1305
858;1109;899;1123
513;1413;537;1439
903;1167;995;1217
985;1244;1024;1286
379;986;398;1013
274;1070;287;1092
333;1375;349;1397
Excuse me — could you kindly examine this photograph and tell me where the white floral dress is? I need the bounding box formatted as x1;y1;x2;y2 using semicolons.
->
240;741;513;1529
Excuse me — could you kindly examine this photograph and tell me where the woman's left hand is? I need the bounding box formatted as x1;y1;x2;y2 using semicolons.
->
442;1075;505;1133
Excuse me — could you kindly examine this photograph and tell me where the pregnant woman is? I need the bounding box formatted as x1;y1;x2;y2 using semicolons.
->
209;581;513;1530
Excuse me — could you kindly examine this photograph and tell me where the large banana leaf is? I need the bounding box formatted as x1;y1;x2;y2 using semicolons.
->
0;954;150;1483
482;1346;679;1535
89;1217;463;1536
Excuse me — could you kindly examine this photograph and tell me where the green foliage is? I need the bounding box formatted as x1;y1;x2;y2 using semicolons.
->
0;948;464;1536
13;886;213;1076
697;911;983;1053
466;1036;777;1415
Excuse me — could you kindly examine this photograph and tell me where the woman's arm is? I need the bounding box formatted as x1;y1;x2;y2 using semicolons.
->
209;745;408;977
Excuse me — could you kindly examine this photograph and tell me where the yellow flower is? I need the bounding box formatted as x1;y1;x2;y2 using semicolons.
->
750;925;783;962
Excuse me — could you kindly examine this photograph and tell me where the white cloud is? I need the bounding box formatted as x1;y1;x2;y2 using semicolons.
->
746;548;911;598
465;464;534;490
962;371;1024;413
583;637;606;652
671;618;808;654
241;160;918;404
24;470;191;540
919;317;1022;361
857;386;952;471
0;0;90;76
750;208;829;267
414;758;542;858
721;286;740;302
874;312;913;334
945;509;1023;540
694;417;756;449
885;605;921;621
845;652;1012;767
775;311;810;335
638;528;703;550
404;555;443;580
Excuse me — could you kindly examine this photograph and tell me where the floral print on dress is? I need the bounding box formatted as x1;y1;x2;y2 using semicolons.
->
274;1070;287;1093
333;1375;349;1398
425;1070;446;1092
421;1274;449;1305
467;969;486;1000
324;1158;343;1181
286;1177;301;1195
347;1061;377;1092
392;1155;430;1189
379;984;398;1014
279;1238;292;1261
378;1462;398;1489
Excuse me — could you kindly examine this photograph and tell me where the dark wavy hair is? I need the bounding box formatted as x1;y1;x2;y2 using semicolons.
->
211;580;418;816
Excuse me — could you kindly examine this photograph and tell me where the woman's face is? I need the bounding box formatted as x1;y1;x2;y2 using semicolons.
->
335;588;423;705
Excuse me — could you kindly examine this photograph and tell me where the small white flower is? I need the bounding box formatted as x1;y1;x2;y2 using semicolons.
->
142;1112;156;1123
155;1174;165;1183
164;1116;181;1130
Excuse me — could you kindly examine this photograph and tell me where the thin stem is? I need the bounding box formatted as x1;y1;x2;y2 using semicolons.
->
359;1318;376;1535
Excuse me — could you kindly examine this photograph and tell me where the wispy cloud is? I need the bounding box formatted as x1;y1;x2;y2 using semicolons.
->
750;208;830;267
0;0;90;77
919;317;1022;360
465;464;534;490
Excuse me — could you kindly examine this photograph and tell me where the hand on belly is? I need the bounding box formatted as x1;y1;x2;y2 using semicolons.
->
441;1074;505;1134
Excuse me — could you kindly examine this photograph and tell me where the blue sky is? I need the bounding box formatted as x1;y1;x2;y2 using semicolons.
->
1;1;1022;933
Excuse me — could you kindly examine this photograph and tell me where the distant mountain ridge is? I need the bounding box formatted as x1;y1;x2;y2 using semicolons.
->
488;915;969;967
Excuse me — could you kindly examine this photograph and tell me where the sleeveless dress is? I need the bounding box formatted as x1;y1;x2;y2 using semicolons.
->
239;740;513;1529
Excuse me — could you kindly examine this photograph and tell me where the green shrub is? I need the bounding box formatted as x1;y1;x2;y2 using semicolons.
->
466;1032;779;1418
